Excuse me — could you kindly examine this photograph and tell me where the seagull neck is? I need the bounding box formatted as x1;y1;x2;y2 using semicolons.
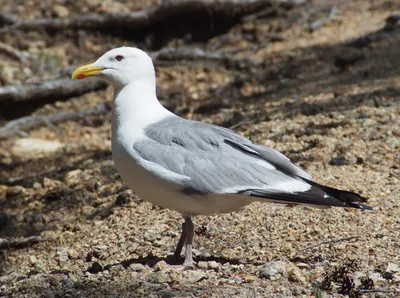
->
112;79;173;131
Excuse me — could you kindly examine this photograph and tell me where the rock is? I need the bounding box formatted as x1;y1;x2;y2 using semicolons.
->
81;205;95;216
208;261;220;270
369;272;386;285
393;273;400;283
129;263;145;272
100;1;129;13
196;72;207;81
93;245;108;251
33;182;42;189
385;263;400;274
109;264;124;275
115;191;133;206
29;255;37;264
57;247;69;264
5;186;25;199
231;264;245;272
11;138;63;158
148;271;171;284
65;170;83;186
68;249;79;259
153;261;170;272
0;185;7;200
295;262;309;269
286;263;307;283
310;19;326;32
329;155;349;166
43;178;63;189
197;261;208;269
259;261;286;280
353;271;367;287
243;275;257;283
40;230;58;239
53;5;69;18
233;277;243;284
181;270;207;283
91;245;110;260
0;65;18;84
86;0;102;9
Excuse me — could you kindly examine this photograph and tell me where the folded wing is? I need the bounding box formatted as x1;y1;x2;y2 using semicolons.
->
134;117;371;210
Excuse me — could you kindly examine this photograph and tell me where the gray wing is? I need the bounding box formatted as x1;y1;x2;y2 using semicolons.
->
134;116;310;195
246;144;313;181
134;116;372;210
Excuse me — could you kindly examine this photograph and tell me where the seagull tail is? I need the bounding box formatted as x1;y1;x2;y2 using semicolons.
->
238;180;373;210
306;180;373;210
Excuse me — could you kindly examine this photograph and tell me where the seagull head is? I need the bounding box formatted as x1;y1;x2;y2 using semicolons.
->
72;47;155;87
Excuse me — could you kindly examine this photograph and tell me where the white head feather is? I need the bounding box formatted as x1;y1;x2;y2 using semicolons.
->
92;47;155;88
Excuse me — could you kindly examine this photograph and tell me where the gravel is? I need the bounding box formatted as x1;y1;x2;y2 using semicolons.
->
1;0;399;297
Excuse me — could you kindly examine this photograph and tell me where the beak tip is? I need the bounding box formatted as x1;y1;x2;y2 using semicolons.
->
71;63;102;80
73;73;86;80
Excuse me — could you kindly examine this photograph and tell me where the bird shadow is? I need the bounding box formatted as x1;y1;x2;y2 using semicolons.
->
102;254;243;270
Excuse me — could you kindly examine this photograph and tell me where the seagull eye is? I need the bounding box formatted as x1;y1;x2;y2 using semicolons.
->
115;55;124;61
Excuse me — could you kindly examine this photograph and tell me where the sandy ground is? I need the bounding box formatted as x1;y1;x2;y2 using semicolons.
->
0;0;399;297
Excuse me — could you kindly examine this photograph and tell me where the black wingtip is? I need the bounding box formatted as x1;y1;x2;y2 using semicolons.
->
308;180;373;210
356;203;373;211
239;179;373;210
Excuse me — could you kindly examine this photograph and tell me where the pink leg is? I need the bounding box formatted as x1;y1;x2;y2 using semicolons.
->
183;217;194;267
172;217;194;267
173;222;186;261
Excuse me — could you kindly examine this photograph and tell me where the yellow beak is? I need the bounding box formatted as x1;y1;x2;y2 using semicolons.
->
71;63;105;80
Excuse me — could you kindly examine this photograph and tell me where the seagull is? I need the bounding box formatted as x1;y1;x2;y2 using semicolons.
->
72;47;372;267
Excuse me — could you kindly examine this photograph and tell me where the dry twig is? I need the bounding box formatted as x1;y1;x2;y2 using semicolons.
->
151;47;259;67
0;78;106;105
359;289;399;294
0;42;29;63
0;12;19;26
0;0;300;35
152;47;228;61
0;236;52;250
24;66;77;84
302;235;361;251
346;14;400;47
0;103;110;140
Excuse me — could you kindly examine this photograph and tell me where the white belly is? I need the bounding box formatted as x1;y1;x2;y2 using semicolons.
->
112;140;187;212
111;140;254;216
